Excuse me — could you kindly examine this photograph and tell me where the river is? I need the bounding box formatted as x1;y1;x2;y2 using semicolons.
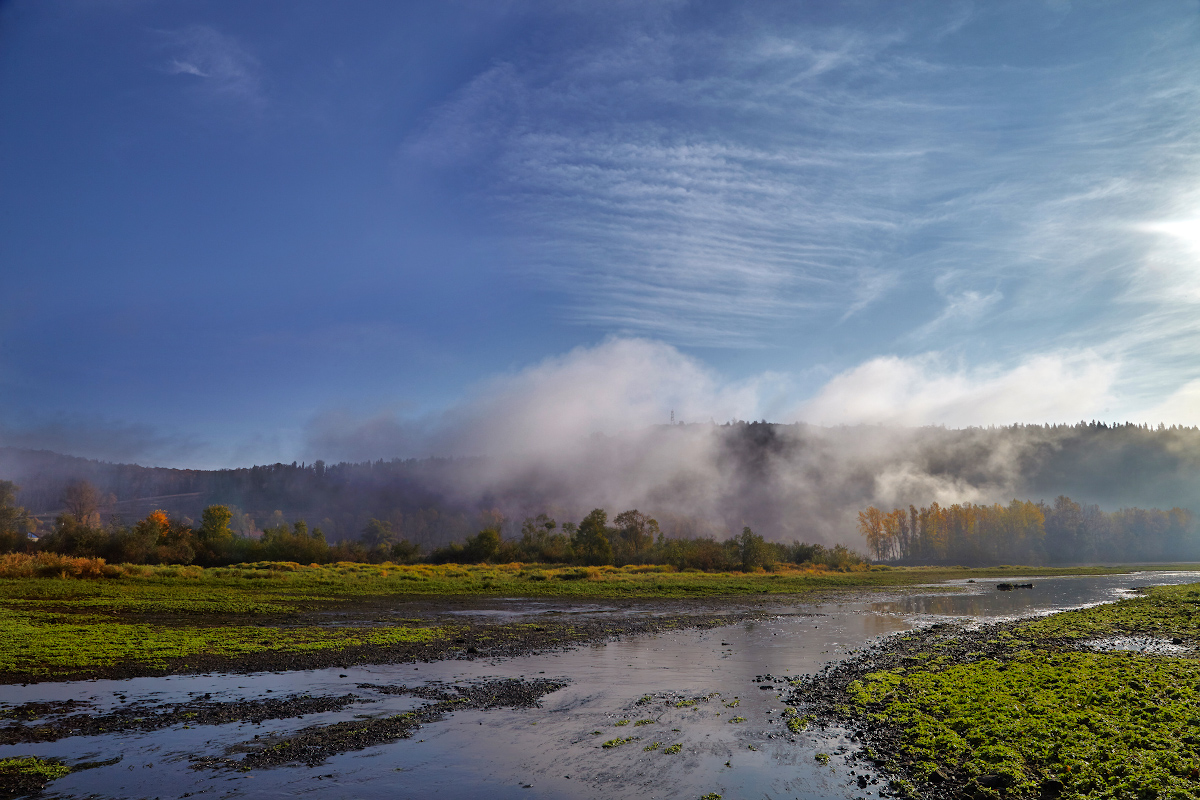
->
6;570;1200;800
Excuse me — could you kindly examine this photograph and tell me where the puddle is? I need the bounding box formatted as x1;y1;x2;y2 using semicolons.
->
4;570;1200;798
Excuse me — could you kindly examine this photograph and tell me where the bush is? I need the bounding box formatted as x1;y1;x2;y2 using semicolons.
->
0;552;118;579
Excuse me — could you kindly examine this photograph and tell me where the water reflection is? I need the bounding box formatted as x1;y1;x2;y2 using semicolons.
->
6;570;1200;799
857;570;1200;625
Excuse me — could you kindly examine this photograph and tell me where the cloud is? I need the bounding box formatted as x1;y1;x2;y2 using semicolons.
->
403;1;1200;411
1138;379;1200;428
303;337;1148;545
305;337;1145;465
911;286;1003;338
796;351;1117;427
305;337;769;462
405;14;936;344
160;25;264;108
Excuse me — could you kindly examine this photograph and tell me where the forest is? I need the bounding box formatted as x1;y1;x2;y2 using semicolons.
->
5;420;1200;551
3;473;1197;570
858;496;1198;565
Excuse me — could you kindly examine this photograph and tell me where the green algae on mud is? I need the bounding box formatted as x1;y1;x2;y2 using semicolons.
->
0;566;797;682
852;652;1200;799
1018;582;1200;640
816;583;1200;800
0;756;71;798
0;610;458;679
0;607;759;683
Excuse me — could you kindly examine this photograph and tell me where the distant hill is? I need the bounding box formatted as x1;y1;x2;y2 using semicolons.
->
3;421;1199;549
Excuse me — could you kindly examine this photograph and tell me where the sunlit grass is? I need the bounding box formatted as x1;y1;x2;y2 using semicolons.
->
848;583;1200;800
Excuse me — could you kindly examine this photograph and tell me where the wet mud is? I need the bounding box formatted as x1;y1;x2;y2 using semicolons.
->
191;677;568;770
0;601;782;685
0;692;363;745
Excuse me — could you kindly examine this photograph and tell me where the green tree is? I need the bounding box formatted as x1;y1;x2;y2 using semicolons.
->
613;509;658;564
109;523;158;564
390;538;420;563
362;518;396;547
518;514;572;562
464;528;501;562
736;526;772;572
572;509;614;566
0;481;35;553
200;505;233;543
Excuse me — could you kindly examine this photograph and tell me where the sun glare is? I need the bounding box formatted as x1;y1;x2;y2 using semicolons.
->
1143;217;1200;253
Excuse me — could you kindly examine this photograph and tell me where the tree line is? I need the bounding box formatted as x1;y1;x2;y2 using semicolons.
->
425;509;866;571
10;418;1200;550
0;480;867;572
858;496;1198;565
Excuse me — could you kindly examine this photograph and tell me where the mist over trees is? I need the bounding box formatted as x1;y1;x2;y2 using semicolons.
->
3;421;1200;554
859;497;1198;565
2;474;1194;569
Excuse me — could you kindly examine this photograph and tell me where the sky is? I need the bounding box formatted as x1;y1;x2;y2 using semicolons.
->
2;0;1200;468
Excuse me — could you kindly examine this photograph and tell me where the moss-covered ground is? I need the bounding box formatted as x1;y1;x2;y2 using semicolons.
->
832;583;1200;800
0;756;71;798
0;610;457;678
0;559;1182;683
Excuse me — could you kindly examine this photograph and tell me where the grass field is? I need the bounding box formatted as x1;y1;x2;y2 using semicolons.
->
0;556;1164;606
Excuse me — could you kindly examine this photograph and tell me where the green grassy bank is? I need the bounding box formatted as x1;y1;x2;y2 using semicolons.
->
845;583;1200;800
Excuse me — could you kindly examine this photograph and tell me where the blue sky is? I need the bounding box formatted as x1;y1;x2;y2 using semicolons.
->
2;0;1200;468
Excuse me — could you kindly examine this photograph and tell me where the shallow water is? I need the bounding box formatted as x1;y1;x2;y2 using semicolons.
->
7;570;1200;800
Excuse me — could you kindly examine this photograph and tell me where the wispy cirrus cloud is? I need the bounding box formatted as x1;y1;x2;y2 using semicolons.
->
407;16;935;344
160;24;265;110
406;1;1200;386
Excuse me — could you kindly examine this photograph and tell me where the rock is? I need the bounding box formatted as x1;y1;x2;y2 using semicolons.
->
857;775;869;788
929;768;950;784
976;773;1010;789
1041;776;1065;796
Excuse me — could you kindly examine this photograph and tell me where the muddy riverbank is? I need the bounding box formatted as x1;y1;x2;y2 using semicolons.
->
5;572;1200;800
791;583;1200;800
0;596;798;685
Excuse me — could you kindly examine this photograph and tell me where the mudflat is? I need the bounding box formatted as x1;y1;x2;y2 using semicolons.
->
794;582;1200;800
0;559;1158;683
